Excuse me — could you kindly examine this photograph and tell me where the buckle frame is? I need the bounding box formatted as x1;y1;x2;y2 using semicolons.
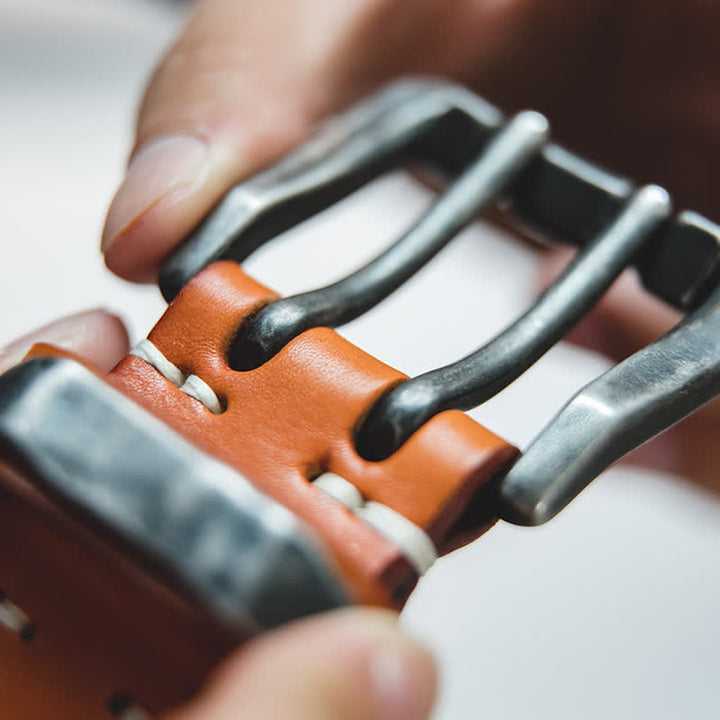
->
159;79;720;524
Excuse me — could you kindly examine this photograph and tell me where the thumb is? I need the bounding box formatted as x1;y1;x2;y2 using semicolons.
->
0;309;130;375
101;0;585;284
163;608;437;720
101;0;370;283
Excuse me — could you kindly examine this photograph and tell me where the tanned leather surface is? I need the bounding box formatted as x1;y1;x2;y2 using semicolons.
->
108;262;518;603
0;463;234;719
1;260;518;718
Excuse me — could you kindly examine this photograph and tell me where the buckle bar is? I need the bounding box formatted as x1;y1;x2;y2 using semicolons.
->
499;286;720;525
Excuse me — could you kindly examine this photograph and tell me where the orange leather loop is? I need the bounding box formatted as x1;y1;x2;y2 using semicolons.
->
109;261;519;605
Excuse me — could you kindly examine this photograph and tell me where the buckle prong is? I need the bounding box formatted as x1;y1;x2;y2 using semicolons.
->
229;110;548;371
355;185;672;461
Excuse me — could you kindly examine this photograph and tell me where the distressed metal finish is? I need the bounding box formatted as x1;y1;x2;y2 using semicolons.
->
356;185;673;460
499;286;720;525
637;211;720;310
0;357;347;632
230;111;549;370
157;79;720;524
507;148;720;311
159;80;503;302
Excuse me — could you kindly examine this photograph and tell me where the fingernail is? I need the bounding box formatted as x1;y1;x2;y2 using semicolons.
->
0;309;129;375
370;634;437;720
101;136;209;253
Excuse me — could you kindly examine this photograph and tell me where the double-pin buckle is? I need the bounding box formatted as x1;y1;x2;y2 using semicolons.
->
161;78;720;525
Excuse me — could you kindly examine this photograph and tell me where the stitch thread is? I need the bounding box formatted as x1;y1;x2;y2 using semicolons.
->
130;339;185;386
313;472;437;575
178;374;224;415
312;472;364;511
130;343;436;571
130;339;223;414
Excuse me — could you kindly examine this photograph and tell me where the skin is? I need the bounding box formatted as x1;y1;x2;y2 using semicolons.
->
4;1;719;717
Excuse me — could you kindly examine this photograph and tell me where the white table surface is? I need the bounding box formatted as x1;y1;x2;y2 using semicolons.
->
1;1;718;717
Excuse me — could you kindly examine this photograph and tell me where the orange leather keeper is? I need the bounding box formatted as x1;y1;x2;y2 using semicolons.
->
108;261;518;604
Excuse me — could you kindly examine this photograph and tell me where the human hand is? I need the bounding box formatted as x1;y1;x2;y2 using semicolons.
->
0;310;437;720
163;608;435;720
101;1;719;487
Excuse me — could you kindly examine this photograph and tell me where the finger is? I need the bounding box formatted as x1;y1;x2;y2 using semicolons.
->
163;608;437;720
0;309;130;375
101;0;372;282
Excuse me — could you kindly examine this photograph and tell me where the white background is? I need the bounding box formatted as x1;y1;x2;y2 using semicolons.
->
1;0;718;717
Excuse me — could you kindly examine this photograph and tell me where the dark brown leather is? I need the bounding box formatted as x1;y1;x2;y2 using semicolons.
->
0;260;518;717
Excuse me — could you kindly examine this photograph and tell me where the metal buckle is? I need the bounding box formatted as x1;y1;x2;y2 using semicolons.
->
160;79;720;525
0;356;347;633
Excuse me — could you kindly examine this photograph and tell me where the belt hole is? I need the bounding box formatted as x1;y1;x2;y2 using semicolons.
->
0;589;36;641
108;693;152;719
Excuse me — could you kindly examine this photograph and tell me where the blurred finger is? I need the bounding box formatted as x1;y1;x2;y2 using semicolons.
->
164;608;437;720
0;309;130;375
101;0;374;282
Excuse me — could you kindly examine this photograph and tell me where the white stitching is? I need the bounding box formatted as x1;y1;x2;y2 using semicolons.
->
312;472;364;511
130;339;185;387
313;472;437;576
357;502;437;576
179;374;224;415
130;339;223;414
130;343;435;571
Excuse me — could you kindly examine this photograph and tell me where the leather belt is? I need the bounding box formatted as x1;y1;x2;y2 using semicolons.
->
2;79;719;718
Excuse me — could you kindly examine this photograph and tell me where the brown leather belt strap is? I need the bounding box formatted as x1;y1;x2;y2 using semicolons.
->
0;464;233;719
